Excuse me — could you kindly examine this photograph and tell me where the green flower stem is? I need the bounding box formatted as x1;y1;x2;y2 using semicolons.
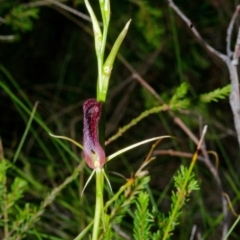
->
92;169;104;240
84;0;103;100
100;19;131;102
74;178;134;240
99;0;110;26
96;57;103;101
99;0;110;60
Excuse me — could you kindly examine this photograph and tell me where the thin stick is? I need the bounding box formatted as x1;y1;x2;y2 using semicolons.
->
22;0;67;8
12;102;39;163
46;0;92;23
167;0;227;61
226;5;240;57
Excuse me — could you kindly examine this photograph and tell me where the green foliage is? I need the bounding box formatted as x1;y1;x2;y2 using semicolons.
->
110;176;150;226
130;165;199;240
133;191;152;240
102;164;199;240
75;0;84;5
170;82;190;110
82;175;152;239
11;203;37;240
191;48;211;69
102;214;113;240
132;0;164;49
142;82;230;114
170;82;189;103
0;160;37;240
141;82;190;111
110;194;131;225
174;165;200;193
152;230;161;240
163;166;199;239
141;88;159;109
142;81;229;119
127;165;199;240
7;177;27;210
200;84;231;103
0;160;10;207
5;6;39;32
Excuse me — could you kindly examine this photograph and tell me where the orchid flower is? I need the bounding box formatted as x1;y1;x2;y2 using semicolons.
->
83;99;105;169
49;99;170;194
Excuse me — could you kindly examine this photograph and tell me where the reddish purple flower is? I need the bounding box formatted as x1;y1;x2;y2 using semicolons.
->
83;99;105;169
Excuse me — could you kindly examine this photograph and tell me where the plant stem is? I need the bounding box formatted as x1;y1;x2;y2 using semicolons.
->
92;169;104;240
97;0;110;102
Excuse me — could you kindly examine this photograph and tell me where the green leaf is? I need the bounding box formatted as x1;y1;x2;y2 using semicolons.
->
84;0;102;54
170;82;189;104
7;177;27;210
200;84;231;103
170;82;190;110
133;192;152;240
5;6;39;32
100;19;131;101
133;0;164;49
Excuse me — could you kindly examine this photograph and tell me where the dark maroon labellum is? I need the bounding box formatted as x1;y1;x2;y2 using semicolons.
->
83;99;105;169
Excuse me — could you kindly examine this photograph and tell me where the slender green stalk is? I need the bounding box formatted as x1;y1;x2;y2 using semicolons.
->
223;215;240;240
99;0;110;59
12;102;39;163
92;169;104;240
97;1;110;147
74;222;94;240
84;0;103;99
100;19;131;102
97;0;110;101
